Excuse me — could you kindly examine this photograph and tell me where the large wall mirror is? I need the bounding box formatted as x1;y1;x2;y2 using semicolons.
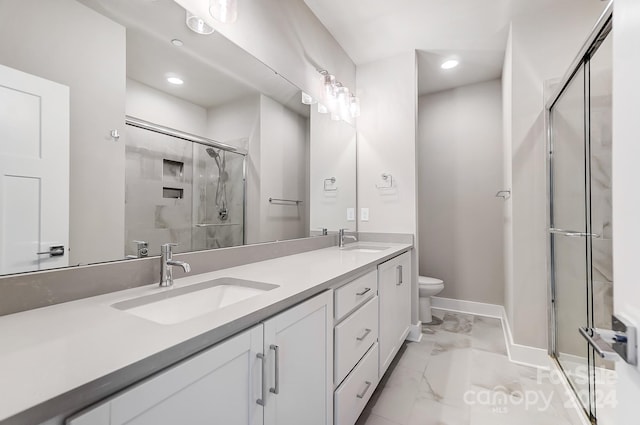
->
0;0;356;276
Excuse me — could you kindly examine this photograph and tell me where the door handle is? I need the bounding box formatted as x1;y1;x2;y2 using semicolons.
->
36;245;65;257
269;344;280;395
549;228;600;238
256;352;267;406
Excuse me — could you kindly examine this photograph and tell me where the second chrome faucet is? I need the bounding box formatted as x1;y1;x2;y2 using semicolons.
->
160;243;191;287
338;229;357;248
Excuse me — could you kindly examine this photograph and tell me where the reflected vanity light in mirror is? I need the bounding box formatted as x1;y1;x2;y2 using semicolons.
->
186;11;215;35
210;0;238;24
318;103;329;114
441;59;459;69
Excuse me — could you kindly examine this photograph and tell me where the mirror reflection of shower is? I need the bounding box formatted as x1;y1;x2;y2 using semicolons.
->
206;147;229;221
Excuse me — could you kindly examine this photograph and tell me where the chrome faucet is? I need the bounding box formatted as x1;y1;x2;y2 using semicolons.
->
338;229;357;248
160;243;191;287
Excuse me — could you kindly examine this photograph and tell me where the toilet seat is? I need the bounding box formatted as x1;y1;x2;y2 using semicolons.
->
419;276;443;286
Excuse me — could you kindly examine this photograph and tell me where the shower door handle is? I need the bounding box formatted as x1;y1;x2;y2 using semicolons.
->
578;327;620;361
549;228;600;238
579;315;637;365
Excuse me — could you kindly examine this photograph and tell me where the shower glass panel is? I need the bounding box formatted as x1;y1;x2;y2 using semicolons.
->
587;32;615;425
550;64;593;411
192;145;245;250
549;20;613;424
124;123;245;257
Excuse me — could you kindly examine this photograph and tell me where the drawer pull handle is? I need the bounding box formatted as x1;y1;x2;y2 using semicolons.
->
356;328;372;341
356;287;371;296
356;381;373;399
396;265;403;285
269;344;280;395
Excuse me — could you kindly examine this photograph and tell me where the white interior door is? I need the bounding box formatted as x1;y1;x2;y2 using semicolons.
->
0;64;69;274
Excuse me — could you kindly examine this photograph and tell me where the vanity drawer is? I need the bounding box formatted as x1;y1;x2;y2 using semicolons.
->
334;342;379;425
335;269;377;321
335;296;378;385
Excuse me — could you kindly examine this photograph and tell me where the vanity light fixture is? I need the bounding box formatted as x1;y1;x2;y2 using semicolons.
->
167;76;184;85
210;0;238;24
186;11;215;35
441;59;459;69
349;94;361;118
336;85;351;120
313;69;360;121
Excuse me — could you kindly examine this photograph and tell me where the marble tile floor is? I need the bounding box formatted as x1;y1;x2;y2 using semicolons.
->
356;309;588;425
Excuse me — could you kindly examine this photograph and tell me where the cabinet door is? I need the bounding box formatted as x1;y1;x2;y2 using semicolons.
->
378;251;412;376
263;291;333;425
67;326;264;425
395;252;412;347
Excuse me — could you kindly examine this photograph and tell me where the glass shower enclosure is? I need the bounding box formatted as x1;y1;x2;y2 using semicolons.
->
124;117;246;258
547;7;614;424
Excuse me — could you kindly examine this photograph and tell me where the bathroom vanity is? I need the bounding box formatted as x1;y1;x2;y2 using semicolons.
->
0;242;413;425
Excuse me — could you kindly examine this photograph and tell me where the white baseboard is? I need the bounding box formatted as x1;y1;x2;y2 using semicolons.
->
431;296;503;318
406;321;423;342
431;296;550;369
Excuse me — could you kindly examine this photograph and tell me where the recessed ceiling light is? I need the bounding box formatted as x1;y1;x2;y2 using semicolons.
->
167;77;184;85
171;38;184;47
441;59;459;70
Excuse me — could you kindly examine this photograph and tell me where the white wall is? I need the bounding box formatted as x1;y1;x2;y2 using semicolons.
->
357;52;418;235
503;1;608;348
0;0;126;266
126;79;207;135
259;96;309;243
206;95;261;151
612;0;640;419
418;79;504;305
502;26;515;326
357;51;419;323
175;0;356;104
309;108;357;232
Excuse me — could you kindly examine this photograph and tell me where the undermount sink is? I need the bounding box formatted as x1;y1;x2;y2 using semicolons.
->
112;278;279;325
341;245;389;253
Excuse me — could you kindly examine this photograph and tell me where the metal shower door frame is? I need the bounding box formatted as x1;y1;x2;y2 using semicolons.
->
545;3;613;422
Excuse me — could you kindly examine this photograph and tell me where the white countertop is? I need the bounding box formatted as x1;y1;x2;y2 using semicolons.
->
0;242;411;424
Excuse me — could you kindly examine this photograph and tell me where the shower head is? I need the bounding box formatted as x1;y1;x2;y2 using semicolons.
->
205;147;220;159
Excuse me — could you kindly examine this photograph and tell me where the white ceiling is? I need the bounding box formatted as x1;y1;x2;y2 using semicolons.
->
303;0;584;95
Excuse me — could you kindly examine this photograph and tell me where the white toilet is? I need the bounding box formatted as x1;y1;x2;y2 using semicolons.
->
418;276;444;324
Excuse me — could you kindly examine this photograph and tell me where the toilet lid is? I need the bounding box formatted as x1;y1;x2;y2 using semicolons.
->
419;276;443;285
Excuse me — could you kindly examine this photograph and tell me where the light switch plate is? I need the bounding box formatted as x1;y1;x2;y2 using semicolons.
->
361;208;369;221
347;208;355;221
